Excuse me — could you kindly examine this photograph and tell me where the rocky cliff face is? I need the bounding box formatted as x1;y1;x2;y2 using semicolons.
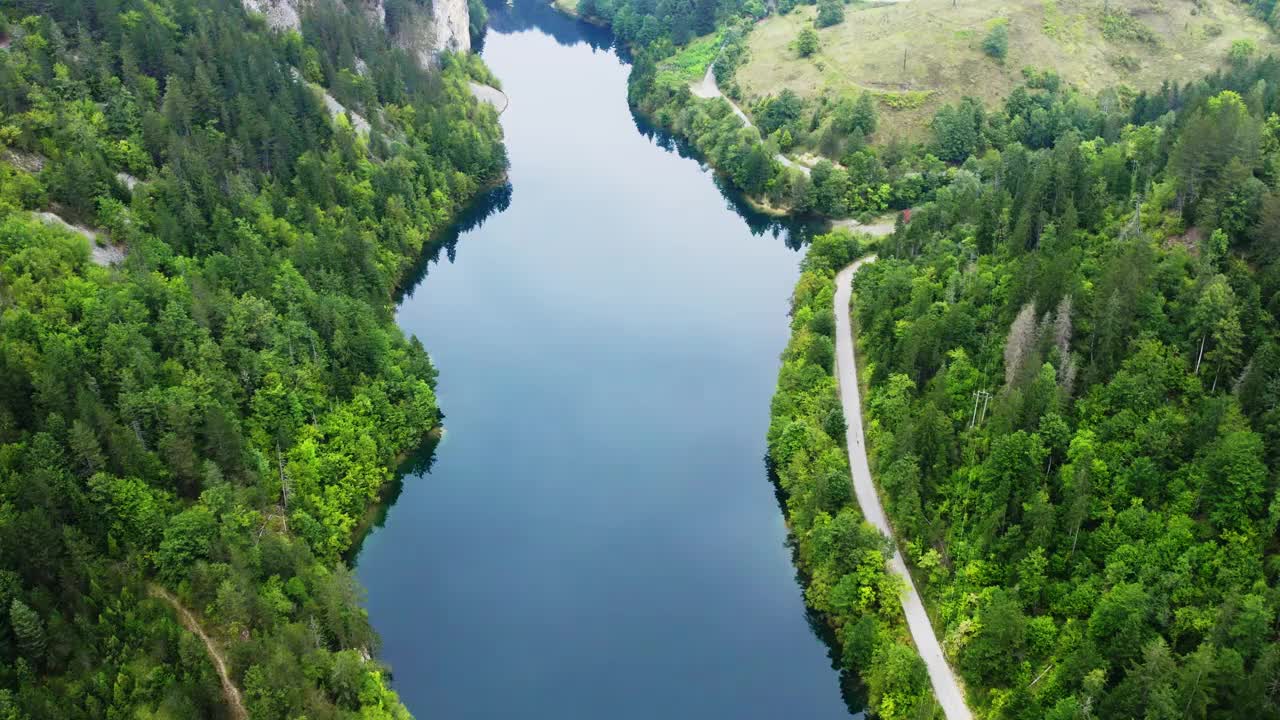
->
241;0;302;30
388;0;471;64
429;0;471;54
241;0;468;59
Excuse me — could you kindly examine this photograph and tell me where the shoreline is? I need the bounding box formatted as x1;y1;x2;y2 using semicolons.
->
344;426;444;565
351;166;512;566
351;170;514;563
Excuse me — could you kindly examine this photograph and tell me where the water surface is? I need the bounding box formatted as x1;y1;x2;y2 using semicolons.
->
355;4;853;717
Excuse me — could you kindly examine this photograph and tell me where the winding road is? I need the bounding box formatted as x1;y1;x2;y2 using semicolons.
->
690;64;810;176
834;258;972;720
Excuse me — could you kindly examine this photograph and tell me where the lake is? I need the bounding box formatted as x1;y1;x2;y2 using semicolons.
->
353;3;856;717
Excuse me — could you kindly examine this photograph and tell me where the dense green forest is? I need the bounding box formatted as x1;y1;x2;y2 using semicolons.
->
768;231;942;720
846;57;1280;718
0;0;505;717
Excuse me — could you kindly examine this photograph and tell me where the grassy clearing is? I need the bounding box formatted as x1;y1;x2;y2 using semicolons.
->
736;0;1279;139
657;32;724;86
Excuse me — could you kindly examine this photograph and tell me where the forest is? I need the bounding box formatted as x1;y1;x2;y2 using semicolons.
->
0;0;505;717
848;54;1280;719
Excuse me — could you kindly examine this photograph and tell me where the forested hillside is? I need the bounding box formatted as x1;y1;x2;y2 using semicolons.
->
0;0;505;717
851;56;1280;718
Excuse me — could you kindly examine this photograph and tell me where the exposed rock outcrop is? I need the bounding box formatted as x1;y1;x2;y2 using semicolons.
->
358;0;386;26
287;68;372;135
32;211;127;267
317;85;373;135
116;172;141;191
239;0;470;60
242;0;302;30
429;0;471;54
2;148;45;173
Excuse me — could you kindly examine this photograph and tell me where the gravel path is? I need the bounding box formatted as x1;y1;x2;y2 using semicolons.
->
834;257;972;720
690;64;810;176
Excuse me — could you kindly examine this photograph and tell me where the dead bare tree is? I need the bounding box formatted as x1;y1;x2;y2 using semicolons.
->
1003;302;1038;386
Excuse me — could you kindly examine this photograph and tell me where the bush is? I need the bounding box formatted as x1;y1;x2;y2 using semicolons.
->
1230;39;1257;66
1100;10;1157;43
1109;54;1140;72
983;23;1008;60
816;0;844;28
796;27;819;57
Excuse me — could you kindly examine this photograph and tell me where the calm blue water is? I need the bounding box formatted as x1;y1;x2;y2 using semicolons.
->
353;3;855;717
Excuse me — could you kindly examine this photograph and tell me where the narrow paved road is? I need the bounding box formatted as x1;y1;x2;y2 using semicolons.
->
469;82;510;114
834;258;972;720
690;64;810;176
150;585;249;720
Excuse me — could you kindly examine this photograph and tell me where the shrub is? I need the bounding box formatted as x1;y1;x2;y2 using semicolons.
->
1230;39;1257;66
816;0;845;28
1109;54;1140;72
796;27;820;57
983;23;1009;60
1100;10;1157;43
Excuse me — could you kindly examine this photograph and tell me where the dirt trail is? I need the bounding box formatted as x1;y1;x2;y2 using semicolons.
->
149;585;249;720
834;258;972;720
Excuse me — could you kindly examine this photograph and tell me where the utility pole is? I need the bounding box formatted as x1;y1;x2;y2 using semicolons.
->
277;441;291;511
970;389;992;429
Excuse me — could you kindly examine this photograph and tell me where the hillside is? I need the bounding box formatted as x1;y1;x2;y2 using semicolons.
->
736;0;1278;138
0;0;505;717
737;0;1274;139
847;68;1280;718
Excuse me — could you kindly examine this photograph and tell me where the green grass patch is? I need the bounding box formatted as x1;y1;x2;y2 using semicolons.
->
657;32;724;85
1041;0;1065;39
1100;9;1158;44
1041;0;1086;43
874;89;934;110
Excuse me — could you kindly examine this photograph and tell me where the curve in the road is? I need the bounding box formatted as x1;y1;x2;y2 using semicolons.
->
690;64;810;176
834;258;973;720
469;81;510;114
